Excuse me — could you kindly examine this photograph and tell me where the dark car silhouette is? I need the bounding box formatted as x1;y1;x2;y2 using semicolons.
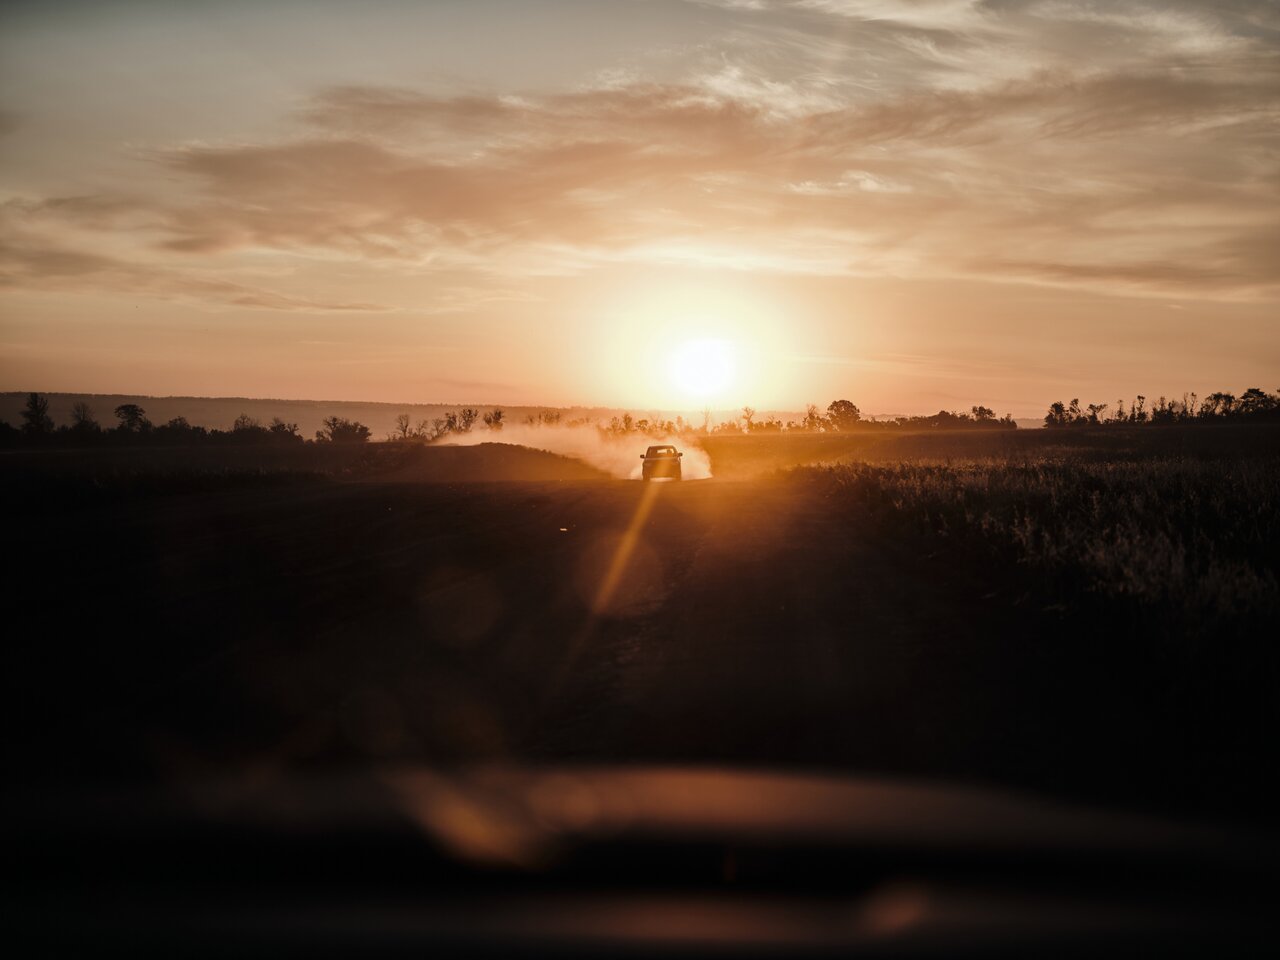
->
640;444;682;480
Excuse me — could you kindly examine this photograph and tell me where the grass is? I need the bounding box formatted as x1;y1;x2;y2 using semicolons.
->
697;422;1280;477
799;456;1279;621
792;445;1280;816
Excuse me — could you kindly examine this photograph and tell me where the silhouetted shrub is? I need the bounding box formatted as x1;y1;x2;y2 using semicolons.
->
315;416;371;443
114;403;151;433
268;417;302;442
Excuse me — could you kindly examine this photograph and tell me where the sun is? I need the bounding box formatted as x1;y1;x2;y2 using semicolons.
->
667;338;736;399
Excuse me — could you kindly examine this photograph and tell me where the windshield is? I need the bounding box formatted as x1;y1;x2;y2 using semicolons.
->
4;1;1278;954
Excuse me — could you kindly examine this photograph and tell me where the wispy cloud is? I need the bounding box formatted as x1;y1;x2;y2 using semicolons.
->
2;0;1276;306
0;230;389;312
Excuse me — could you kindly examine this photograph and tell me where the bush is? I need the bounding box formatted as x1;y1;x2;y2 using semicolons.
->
315;416;371;443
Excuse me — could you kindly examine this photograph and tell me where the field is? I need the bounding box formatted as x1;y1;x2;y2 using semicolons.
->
5;426;1278;821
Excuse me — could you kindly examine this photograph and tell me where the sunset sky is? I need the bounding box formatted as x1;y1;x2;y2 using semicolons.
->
1;0;1277;415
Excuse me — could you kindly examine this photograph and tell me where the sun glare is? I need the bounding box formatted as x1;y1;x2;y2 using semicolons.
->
667;338;736;400
596;278;792;407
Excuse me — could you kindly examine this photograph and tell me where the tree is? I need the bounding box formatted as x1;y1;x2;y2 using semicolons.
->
153;415;207;442
1044;401;1069;428
70;400;100;435
20;392;55;438
1201;392;1234;418
315;416;371;443
826;399;861;431
268;417;301;441
1151;396;1175;423
228;413;270;443
482;408;504;430
459;408;479;432
804;403;822;431
1238;387;1275;416
393;413;411;440
971;405;995;421
114;403;151;433
741;406;756;431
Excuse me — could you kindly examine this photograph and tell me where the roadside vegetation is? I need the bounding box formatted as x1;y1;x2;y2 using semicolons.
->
1042;387;1280;427
1;394;382;448
794;434;1280;813
8;386;1276;454
800;453;1278;625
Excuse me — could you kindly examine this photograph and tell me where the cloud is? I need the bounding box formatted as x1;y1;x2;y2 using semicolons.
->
972;257;1248;290
797;0;991;29
2;0;1277;304
0;233;389;312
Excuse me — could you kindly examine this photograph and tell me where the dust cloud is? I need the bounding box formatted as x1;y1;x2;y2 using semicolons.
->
438;426;713;480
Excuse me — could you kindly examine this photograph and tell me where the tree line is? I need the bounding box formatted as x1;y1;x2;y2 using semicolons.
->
712;400;1017;434
0;394;381;447
1043;388;1280;428
0;394;529;449
610;400;1016;435
516;400;1017;437
16;389;1277;447
386;406;507;441
2;393;1024;448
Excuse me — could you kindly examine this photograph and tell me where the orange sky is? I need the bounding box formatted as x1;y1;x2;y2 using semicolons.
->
1;0;1277;416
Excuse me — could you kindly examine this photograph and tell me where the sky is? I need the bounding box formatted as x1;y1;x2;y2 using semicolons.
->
1;0;1277;415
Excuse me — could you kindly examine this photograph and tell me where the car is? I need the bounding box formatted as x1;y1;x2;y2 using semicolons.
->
640;444;683;480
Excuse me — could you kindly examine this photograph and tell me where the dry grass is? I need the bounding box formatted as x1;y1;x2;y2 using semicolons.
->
802;457;1279;617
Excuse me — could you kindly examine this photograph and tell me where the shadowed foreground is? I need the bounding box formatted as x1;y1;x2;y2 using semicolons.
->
6;433;1280;955
7;431;1278;821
